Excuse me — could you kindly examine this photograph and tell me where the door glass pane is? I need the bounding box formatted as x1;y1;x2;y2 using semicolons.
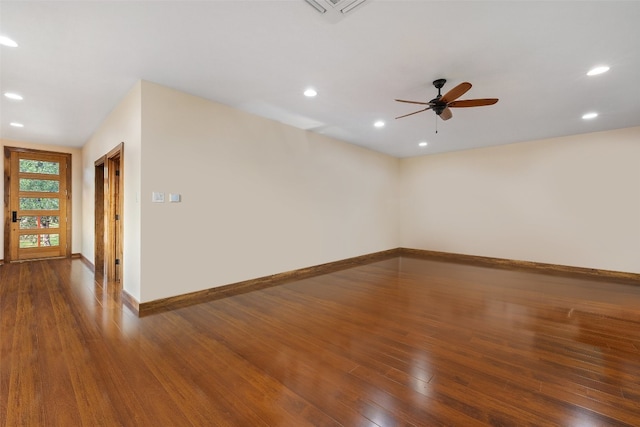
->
19;198;59;210
18;234;60;248
20;178;59;193
19;235;38;248
19;159;60;175
40;234;60;247
19;216;60;229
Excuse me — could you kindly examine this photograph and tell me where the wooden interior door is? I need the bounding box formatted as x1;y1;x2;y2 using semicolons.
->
94;142;123;283
4;147;71;261
108;154;122;282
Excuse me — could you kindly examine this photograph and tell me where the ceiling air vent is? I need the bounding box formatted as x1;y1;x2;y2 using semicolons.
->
304;0;370;23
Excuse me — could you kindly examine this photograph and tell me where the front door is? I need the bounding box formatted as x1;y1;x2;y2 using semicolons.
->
4;147;71;261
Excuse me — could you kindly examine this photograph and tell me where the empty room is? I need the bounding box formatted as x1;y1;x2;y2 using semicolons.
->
1;1;639;426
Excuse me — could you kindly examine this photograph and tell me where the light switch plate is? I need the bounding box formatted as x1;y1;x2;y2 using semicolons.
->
169;193;181;203
152;192;165;203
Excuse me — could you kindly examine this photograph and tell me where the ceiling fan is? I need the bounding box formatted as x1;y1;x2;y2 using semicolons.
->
395;79;498;121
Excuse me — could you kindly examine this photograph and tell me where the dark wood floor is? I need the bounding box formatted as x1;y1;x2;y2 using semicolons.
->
2;257;640;426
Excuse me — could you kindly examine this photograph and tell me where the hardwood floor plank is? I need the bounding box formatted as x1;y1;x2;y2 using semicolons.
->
42;265;123;426
2;257;640;426
185;302;387;426
163;311;340;427
4;289;46;426
32;263;84;426
0;263;18;421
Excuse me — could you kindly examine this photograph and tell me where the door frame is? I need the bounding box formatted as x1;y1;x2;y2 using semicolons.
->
3;146;72;262
94;142;124;283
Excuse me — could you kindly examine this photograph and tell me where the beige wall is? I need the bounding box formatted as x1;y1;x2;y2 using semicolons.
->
139;81;400;302
11;80;636;303
399;126;640;274
0;139;82;260
81;82;142;300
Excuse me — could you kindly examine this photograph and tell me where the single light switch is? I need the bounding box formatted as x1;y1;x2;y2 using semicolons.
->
152;192;165;203
169;193;181;203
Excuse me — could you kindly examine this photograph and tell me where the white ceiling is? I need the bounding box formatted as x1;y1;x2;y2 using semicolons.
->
1;0;639;158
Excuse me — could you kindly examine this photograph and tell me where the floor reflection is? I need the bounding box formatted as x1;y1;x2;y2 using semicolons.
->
3;256;639;426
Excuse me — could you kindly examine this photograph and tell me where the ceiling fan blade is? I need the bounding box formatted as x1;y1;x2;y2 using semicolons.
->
440;82;472;103
395;99;432;106
439;107;452;121
448;98;499;108
395;107;432;119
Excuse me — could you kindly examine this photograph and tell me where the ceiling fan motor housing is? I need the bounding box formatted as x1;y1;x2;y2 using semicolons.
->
434;105;446;115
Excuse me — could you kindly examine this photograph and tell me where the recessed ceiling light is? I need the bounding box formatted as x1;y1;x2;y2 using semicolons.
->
582;112;598;120
10;122;24;127
304;88;317;97
418;141;428;147
4;92;23;100
374;121;385;128
0;35;18;47
587;65;610;76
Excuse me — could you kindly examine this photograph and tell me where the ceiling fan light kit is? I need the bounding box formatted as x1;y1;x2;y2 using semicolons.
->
395;79;499;122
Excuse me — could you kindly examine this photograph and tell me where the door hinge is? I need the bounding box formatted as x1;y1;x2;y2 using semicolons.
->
115;259;120;265
115;214;119;220
115;170;120;176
